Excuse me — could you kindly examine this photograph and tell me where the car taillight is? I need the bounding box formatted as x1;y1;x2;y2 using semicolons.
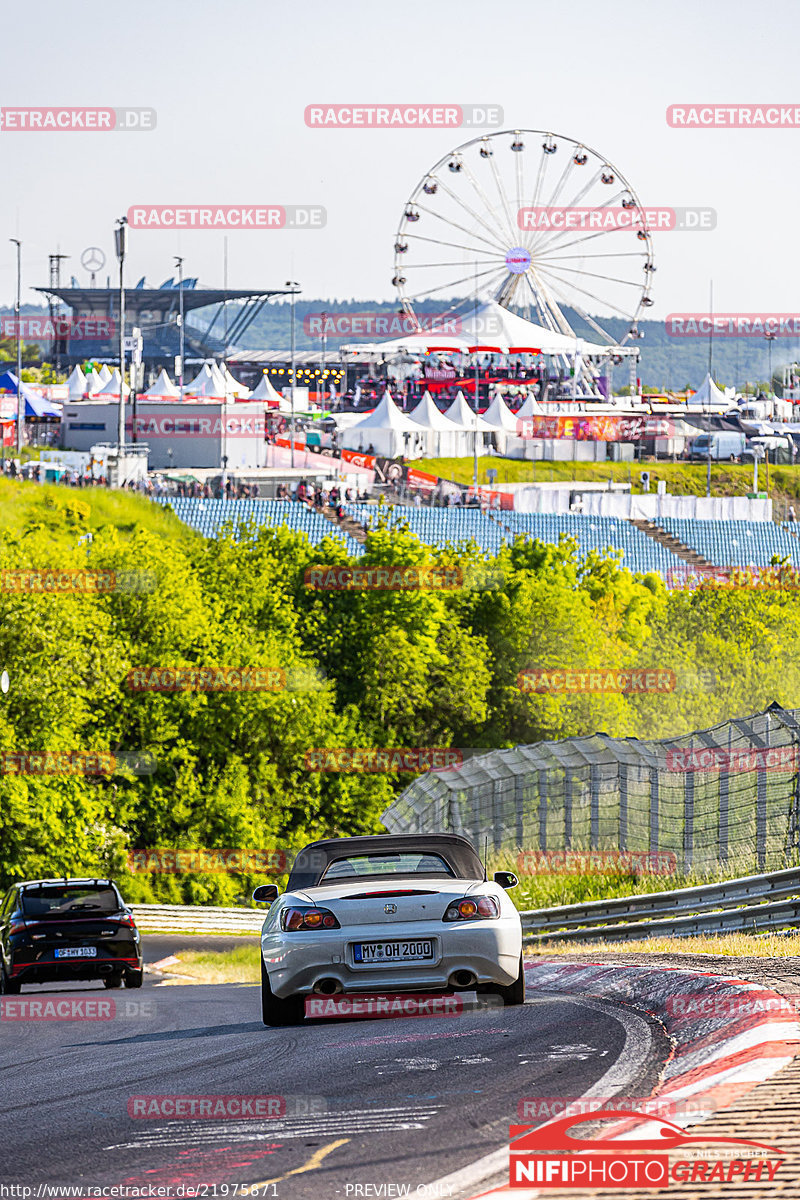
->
117;914;136;928
281;907;340;932
9;921;27;935
443;896;500;921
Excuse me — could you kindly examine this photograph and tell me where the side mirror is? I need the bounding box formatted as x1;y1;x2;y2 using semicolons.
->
493;870;518;890
253;884;279;904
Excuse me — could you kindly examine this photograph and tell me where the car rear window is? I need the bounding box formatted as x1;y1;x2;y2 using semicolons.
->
321;853;455;881
20;885;121;916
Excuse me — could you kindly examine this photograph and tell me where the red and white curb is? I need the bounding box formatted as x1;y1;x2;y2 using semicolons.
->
427;960;800;1199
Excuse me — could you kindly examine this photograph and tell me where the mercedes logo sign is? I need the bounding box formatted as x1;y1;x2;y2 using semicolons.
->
81;246;106;273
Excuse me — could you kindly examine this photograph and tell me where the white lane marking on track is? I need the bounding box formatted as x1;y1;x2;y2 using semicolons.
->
517;1043;609;1064
418;995;655;1200
105;1106;442;1150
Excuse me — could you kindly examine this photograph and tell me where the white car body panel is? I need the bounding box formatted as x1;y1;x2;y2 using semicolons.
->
260;874;522;999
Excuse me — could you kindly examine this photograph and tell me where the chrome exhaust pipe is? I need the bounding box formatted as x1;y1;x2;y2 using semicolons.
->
449;969;478;989
313;977;343;995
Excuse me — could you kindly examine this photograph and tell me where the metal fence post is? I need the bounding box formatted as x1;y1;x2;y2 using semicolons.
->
618;763;628;852
718;770;729;866
649;767;659;851
756;766;767;872
590;764;600;850
564;772;573;850
538;770;548;851
684;771;695;873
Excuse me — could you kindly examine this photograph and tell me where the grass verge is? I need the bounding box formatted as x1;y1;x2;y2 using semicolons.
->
528;932;800;957
158;945;261;984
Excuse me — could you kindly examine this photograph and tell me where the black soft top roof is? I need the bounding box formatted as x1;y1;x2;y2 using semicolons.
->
286;834;484;891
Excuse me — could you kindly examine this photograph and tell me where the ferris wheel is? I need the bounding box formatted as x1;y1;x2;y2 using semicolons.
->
392;128;654;351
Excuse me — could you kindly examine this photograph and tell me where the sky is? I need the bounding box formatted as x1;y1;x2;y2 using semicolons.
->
1;0;797;334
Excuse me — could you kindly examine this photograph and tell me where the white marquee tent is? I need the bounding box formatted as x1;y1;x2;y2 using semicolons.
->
98;365;112;385
142;370;180;399
445;390;494;434
408;390;464;458
66;365;86;399
342;391;428;459
250;372;295;412
96;368;130;398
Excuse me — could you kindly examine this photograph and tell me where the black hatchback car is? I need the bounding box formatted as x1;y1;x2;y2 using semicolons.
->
0;878;144;992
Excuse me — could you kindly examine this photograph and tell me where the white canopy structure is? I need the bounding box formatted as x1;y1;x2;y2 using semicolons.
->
85;368;104;396
445;390;494;434
341;391;428;459
142;370;180;399
219;363;251;399
96;368;130;398
250;372;295;412
97;365;112;385
408;390;464;458
184;364;224;398
482;390;520;432
515;391;544;418
688;374;733;411
66;365;86;399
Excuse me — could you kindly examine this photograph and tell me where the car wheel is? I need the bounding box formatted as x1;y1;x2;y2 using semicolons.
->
496;953;526;1006
0;962;21;995
261;956;304;1026
104;973;123;989
125;969;144;989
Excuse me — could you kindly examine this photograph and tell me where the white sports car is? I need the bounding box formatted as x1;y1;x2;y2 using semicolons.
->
253;833;524;1026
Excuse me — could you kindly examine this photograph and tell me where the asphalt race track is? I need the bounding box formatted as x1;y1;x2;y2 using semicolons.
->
1;938;671;1200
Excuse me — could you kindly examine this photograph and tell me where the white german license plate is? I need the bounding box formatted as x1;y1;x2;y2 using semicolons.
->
353;940;434;964
54;947;97;958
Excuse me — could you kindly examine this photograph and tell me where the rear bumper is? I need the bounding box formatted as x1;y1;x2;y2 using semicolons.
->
10;948;142;984
262;919;521;998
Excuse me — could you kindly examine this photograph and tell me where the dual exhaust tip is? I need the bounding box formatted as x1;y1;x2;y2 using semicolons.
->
312;970;477;995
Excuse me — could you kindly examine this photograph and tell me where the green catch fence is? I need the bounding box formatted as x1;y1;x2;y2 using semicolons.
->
381;704;800;876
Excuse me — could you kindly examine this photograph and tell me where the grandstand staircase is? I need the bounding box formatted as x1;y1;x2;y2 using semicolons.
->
629;518;716;571
322;505;367;544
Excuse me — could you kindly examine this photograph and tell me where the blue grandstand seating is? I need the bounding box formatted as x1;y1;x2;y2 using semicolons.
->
653;518;800;569
153;497;798;584
153;497;363;556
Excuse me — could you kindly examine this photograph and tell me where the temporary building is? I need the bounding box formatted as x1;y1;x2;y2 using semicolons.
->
408;390;465;457
66;365;86;399
482;390;520;432
342;390;428;459
142;370;180;399
97;365;113;385
444;390;494;434
96;368;130;398
689;373;735;411
219;363;251;399
85;368;104;395
184;364;224;398
515;391;544;417
250;372;294;411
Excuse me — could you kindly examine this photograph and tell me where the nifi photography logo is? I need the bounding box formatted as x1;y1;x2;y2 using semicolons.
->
509;1108;784;1188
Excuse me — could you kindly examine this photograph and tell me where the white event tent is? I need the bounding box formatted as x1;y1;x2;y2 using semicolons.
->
445;390;494;434
66;365;86;399
142;370;180;399
689;374;735;411
97;365;113;385
250;373;295;412
342;391;428;459
408;390;464;458
184;364;224;398
96;368;130;398
85;368;104;396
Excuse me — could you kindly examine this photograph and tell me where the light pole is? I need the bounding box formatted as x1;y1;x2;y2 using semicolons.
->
174;256;185;402
114;217;128;451
765;331;777;400
10;239;22;455
320;309;327;411
286;282;300;467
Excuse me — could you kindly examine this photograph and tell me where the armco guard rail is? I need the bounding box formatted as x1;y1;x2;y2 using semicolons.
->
520;866;800;943
130;904;264;933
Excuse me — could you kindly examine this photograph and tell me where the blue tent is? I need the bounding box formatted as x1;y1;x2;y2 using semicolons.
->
0;372;62;418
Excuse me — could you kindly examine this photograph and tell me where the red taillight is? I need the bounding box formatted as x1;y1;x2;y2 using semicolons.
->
118;914;136;928
443;896;500;922
281;907;339;932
